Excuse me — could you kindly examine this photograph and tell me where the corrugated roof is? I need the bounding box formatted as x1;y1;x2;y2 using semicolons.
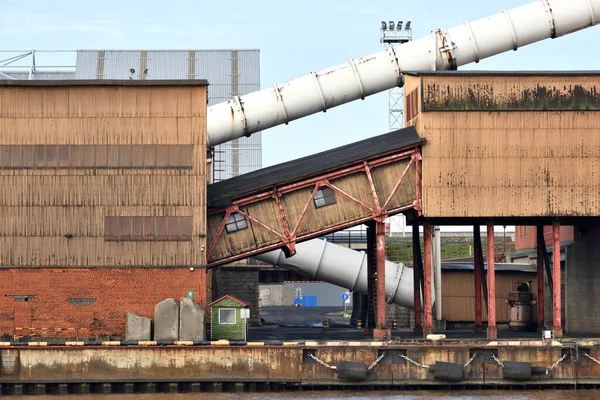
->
208;126;424;208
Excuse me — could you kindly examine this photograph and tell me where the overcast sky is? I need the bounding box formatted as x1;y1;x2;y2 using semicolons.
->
2;0;598;232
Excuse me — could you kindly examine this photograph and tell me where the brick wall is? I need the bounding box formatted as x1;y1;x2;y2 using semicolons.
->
213;268;260;325
0;267;206;339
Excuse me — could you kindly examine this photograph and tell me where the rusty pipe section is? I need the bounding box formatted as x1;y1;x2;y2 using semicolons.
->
255;238;433;309
207;0;600;146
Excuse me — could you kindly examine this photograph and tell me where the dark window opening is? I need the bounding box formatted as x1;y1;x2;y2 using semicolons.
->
225;212;248;234
314;187;336;208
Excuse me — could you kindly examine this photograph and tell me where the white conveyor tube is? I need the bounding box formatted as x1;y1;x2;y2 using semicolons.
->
255;239;431;309
207;0;600;146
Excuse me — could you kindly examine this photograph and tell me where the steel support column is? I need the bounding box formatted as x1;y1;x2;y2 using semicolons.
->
373;221;391;340
473;225;483;332
365;222;376;334
486;223;497;339
423;223;433;337
412;223;423;335
552;221;563;336
536;225;545;330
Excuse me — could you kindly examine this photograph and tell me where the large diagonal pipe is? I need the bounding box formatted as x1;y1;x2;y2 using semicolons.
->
208;0;599;146
254;239;420;309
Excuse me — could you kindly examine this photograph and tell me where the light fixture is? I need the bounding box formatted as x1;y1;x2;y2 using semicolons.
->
381;21;387;30
397;21;403;30
406;21;412;30
389;21;395;30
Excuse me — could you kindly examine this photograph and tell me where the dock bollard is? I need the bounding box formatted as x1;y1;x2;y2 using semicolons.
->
323;319;330;329
356;320;362;329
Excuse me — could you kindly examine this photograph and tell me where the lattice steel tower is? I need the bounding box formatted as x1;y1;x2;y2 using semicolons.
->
380;20;412;129
381;21;412;236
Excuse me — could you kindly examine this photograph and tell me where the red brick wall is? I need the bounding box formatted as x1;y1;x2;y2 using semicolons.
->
0;268;206;339
515;225;574;251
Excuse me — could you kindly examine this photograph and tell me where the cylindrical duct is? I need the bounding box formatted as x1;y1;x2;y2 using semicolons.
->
255;239;428;309
207;0;600;146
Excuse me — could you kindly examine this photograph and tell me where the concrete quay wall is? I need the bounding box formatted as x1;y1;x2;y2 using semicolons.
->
1;341;600;389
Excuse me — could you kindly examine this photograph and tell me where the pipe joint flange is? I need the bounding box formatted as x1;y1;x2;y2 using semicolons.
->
436;29;458;70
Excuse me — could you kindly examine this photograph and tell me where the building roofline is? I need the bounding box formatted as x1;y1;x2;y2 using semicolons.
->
403;70;600;77
0;79;208;87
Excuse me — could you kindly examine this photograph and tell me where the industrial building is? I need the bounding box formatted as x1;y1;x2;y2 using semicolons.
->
2;0;600;393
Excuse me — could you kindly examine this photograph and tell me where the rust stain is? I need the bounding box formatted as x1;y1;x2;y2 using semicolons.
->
423;80;600;112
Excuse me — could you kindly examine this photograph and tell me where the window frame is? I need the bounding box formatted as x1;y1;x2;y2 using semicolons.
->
218;308;237;325
225;212;248;234
313;187;337;208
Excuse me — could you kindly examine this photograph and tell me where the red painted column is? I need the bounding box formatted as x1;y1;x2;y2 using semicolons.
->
373;221;391;340
422;223;433;337
486;223;497;339
552;221;563;336
536;225;545;330
473;225;483;332
412;223;422;335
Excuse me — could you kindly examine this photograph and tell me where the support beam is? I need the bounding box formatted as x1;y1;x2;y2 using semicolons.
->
423;223;433;337
552;221;563;337
536;225;545;330
486;223;497;339
538;226;554;292
373;221;391;340
473;225;488;308
412;223;423;335
473;225;483;332
365;222;376;333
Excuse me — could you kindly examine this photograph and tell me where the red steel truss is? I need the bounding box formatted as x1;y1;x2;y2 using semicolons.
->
207;147;422;268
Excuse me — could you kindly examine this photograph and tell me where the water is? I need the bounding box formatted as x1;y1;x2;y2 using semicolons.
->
11;391;600;400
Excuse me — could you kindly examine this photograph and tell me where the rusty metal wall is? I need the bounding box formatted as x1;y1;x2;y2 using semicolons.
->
75;49;262;182
0;83;207;267
407;73;600;218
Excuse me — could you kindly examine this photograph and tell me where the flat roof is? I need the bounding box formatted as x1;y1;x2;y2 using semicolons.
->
0;79;208;87
208;126;424;208
404;70;600;77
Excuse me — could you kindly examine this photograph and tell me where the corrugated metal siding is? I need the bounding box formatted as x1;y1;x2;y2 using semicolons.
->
0;71;76;80
411;73;600;218
0;84;207;268
75;50;261;181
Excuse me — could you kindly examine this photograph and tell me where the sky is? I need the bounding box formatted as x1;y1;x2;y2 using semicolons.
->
1;0;599;232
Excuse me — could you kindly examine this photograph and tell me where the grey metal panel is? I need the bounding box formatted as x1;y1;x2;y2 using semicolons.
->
0;71;76;80
236;50;260;86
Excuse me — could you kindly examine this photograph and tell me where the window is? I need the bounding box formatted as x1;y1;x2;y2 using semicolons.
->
225;213;248;233
314;187;336;208
104;216;193;242
219;308;236;324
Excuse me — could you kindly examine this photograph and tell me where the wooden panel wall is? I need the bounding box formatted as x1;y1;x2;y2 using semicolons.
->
0;84;207;267
406;74;600;218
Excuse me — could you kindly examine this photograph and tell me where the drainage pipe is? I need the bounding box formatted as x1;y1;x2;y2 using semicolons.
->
207;0;600;146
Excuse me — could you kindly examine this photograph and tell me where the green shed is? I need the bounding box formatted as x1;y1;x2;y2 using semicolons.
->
209;295;249;341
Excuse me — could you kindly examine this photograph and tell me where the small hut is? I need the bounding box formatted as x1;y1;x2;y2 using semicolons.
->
209;295;249;340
